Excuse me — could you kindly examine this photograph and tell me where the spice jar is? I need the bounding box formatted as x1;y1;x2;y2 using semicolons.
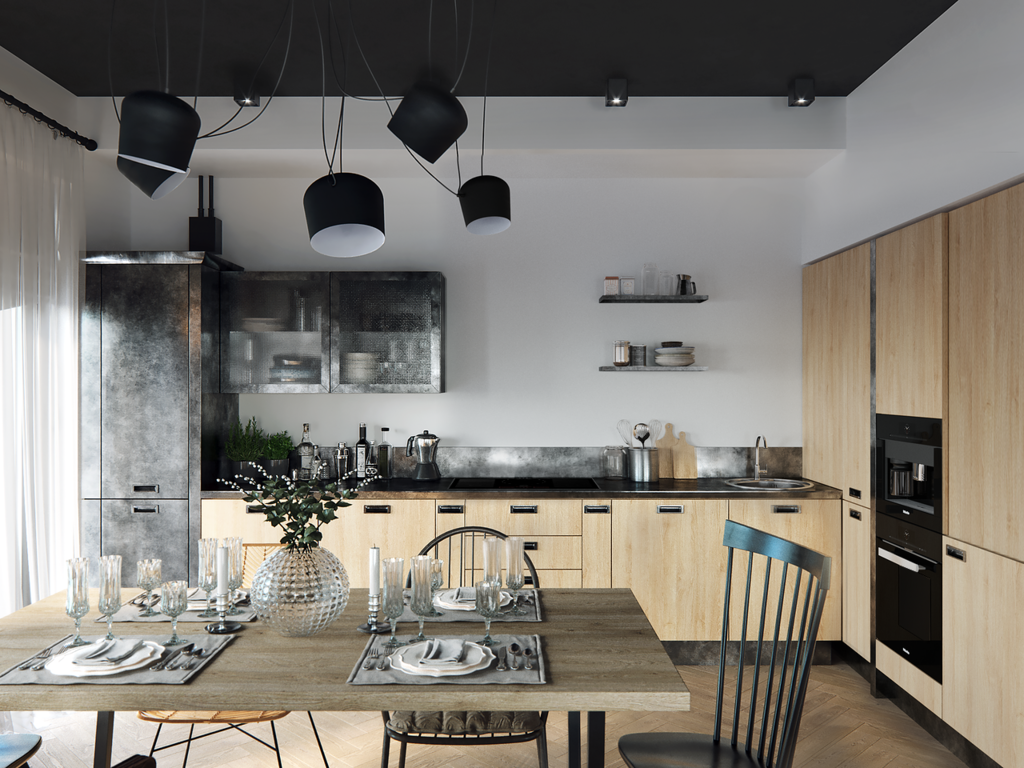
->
613;340;630;367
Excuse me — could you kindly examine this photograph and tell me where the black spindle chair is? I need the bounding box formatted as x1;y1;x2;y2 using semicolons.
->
618;519;832;768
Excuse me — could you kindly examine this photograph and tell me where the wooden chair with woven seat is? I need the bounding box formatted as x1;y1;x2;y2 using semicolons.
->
618;519;833;768
380;525;548;768
139;543;331;768
0;733;41;768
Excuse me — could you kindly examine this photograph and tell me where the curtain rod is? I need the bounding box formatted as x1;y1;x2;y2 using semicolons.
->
0;88;98;151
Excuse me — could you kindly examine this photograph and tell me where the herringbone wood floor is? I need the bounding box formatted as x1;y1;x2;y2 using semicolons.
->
1;662;965;768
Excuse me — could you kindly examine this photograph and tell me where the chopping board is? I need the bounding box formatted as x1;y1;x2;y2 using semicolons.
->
655;423;698;479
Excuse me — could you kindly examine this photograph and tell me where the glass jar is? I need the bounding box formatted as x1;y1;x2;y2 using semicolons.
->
613;340;630;366
602;446;626;479
642;262;659;295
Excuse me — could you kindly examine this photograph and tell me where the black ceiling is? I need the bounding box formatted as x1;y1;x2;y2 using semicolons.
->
0;0;959;99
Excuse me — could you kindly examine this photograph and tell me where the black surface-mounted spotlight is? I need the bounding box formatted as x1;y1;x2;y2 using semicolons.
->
303;173;386;258
233;92;260;107
459;175;511;235
387;81;468;163
606;78;628;107
788;78;815;107
116;90;201;199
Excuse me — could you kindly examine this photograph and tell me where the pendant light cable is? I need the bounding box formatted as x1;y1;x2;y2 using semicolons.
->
313;0;345;175
193;0;206;108
108;0;120;123
479;0;497;176
450;0;475;91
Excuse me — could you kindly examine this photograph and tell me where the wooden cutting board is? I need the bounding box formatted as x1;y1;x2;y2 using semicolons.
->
655;423;698;479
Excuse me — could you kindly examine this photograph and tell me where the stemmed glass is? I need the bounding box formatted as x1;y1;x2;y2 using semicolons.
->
409;556;434;643
482;536;502;586
98;555;122;641
197;538;219;618
225;537;244;615
505;536;528;616
65;557;91;647
474;580;500;647
427;558;444;617
160;580;189;646
135;559;162;617
381;557;406;651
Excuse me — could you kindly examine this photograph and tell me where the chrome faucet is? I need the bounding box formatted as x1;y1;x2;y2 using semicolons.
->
754;435;767;481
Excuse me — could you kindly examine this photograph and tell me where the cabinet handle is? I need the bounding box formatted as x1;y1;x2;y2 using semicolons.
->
510;505;538;514
131;505;159;514
946;545;966;562
524;575;535;586
584;505;610;514
524;541;539;551
657;505;684;514
246;505;263;514
878;547;922;573
849;488;862;499
849;508;862;520
133;485;159;493
772;505;801;514
437;505;464;514
364;505;391;514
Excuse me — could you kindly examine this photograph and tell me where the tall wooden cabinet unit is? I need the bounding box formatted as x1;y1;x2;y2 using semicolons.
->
949;186;1024;561
841;502;872;659
802;244;872;505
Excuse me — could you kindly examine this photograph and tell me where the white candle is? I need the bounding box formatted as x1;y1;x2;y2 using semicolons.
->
369;546;381;596
216;546;229;596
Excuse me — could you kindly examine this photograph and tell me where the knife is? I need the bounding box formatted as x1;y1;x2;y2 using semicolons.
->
152;642;194;671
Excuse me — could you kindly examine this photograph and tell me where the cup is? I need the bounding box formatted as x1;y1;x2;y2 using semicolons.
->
98;555;122;641
627;448;660;483
678;274;696;295
505;537;528;616
382;557;406;650
482;536;502;586
66;558;91;647
135;559;162;617
642;263;659;295
658;271;677;295
410;556;434;642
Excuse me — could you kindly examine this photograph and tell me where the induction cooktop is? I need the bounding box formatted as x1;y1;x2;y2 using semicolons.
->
448;477;600;491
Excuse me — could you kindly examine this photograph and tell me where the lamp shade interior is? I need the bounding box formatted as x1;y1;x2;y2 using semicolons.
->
460;175;511;235
116;90;201;199
303;173;386;258
387;81;468;163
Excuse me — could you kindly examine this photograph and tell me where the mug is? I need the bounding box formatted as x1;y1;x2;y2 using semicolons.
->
677;274;697;295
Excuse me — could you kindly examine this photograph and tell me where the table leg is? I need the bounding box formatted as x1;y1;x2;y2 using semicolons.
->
93;711;114;768
567;712;581;768
587;711;606;768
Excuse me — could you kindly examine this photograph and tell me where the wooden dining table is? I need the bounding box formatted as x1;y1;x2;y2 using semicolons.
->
0;588;690;768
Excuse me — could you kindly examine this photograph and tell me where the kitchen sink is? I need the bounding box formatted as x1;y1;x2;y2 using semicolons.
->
724;478;815;491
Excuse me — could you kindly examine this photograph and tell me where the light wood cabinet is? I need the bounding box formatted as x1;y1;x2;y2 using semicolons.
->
802;244;872;505
611;499;729;641
841;502;871;660
875;214;947;419
583;503;612;588
727;499;843;641
943;538;1024;767
948;184;1024;559
463;498;583;536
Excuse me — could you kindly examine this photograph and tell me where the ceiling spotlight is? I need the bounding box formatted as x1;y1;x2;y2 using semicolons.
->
116;90;201;199
303;173;386;258
788;78;815;107
459;175;511;235
387;81;468;163
606;78;628;107
233;93;260;107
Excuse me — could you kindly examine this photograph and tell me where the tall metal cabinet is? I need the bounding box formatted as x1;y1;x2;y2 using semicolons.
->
81;252;240;584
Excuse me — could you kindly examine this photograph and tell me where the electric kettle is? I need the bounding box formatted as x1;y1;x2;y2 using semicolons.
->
406;430;441;481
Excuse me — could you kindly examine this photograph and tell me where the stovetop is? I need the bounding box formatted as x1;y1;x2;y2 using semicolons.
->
447;477;601;491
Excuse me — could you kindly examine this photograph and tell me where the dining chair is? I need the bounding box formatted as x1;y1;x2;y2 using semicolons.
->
618;519;832;768
138;542;331;768
381;525;548;768
0;733;41;768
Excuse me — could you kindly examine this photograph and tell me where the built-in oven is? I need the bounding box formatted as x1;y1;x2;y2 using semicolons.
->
874;413;943;683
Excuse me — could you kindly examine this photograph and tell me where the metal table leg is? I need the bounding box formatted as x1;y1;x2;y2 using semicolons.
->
568;712;581;768
94;711;114;768
587;711;606;768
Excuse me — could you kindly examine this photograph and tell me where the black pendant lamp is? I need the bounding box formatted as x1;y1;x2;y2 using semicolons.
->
303;172;385;258
387;81;468;163
459;175;510;235
116;91;201;199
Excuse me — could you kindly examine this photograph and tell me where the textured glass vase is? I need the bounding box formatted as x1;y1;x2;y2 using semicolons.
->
250;547;350;636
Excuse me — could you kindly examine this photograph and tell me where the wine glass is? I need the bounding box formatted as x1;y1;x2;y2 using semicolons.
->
160;580;189;646
505;536;528;616
226;537;244;615
135;559;162;617
474;580;500;647
65;557;90;647
482;536;502;586
381;557;406;651
427;558;444;617
197;538;219;618
98;555;122;641
409;556;434;643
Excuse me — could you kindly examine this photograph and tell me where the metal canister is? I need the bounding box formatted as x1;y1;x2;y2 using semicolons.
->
629;344;647;367
627;448;659;483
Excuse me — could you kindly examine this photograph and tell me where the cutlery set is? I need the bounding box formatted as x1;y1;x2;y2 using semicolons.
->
365;642;536;674
18;639;208;674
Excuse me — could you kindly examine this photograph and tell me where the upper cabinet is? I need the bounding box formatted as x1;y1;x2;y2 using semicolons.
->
876;214;948;419
802;244;872;504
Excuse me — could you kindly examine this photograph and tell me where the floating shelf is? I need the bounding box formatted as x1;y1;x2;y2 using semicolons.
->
599;365;708;372
599;295;709;304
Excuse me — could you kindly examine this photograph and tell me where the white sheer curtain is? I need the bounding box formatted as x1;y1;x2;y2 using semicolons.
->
0;105;84;617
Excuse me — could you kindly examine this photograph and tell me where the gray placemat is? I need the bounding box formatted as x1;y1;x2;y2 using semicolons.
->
98;592;256;623
347;633;545;685
397;589;542;624
0;633;234;686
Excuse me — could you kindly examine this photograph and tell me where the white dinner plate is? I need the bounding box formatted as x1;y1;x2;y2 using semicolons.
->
655;347;694;354
433;589;513;612
655;359;694;367
391;641;494;677
45;640;164;678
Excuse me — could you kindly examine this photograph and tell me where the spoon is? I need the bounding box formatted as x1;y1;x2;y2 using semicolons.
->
508;642;521;670
522;647;534;670
634;423;650;448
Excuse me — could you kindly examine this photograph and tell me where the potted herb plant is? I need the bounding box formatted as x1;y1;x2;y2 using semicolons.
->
224;417;266;487
260;430;294;477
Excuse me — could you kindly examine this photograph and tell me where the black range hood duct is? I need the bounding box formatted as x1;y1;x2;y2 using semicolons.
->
189;175;223;254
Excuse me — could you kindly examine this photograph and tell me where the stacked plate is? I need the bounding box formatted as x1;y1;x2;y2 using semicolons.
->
345;352;379;382
434;588;513;612
390;640;494;677
46;639;164;678
654;345;696;367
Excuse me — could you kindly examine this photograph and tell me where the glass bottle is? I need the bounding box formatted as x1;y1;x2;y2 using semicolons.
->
334;442;349;480
297;423;314;480
642;262;659;295
355;423;369;479
377;427;392;479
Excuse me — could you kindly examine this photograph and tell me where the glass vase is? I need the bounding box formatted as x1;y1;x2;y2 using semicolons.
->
250;547;350;637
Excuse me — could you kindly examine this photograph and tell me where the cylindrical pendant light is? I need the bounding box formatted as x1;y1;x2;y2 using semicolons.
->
303;173;386;258
459;175;511;235
387;81;468;163
116;91;201;199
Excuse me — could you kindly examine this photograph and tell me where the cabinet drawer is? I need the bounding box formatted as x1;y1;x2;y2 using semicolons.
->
459;536;581;576
103;498;189;584
201;499;278;543
464;498;582;536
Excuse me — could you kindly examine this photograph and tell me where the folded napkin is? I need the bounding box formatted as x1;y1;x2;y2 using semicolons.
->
452;587;476;603
419;638;467;666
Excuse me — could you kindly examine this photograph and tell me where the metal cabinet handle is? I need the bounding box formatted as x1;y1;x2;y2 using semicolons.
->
946;545;966;562
510;505;538;514
849;508;862;520
524;541;539;551
524;575;535;586
246;505;263;514
133;485;159;493
849;488;862;499
131;505;159;514
657;505;684;514
878;547;922;572
437;505;464;514
364;505;391;514
584;505;610;514
772;505;801;514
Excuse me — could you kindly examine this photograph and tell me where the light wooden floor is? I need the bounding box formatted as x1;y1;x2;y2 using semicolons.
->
0;662;966;768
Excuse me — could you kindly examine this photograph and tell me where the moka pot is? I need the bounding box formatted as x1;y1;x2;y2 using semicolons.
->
406;430;441;481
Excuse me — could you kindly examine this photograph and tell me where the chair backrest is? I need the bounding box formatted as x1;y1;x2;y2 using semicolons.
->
414;526;540;589
713;519;832;768
242;543;284;588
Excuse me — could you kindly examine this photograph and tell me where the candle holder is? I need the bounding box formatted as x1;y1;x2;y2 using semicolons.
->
357;592;391;634
205;594;243;634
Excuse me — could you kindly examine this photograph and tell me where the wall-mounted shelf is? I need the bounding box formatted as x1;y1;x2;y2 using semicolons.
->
599;295;709;304
599;366;708;372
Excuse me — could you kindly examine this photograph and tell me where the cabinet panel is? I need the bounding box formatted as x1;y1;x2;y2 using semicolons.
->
943;538;1024;766
465;498;582;536
102;499;189;584
876;641;942;718
949;185;1024;559
842;502;871;660
201;498;278;542
583;503;612;588
727;499;842;641
611;499;729;641
876;214;947;419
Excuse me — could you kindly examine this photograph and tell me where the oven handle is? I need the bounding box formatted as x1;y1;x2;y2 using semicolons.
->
878;547;923;573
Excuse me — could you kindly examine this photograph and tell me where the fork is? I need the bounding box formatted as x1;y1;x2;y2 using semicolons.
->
377;649;390;670
74;640;145;665
19;646;54;670
363;648;380;670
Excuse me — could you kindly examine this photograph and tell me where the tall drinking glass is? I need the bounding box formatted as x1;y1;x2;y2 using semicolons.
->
135;559;162;617
197;538;219;618
65;557;90;647
381;557;406;651
482;536;502;586
474;580;500;647
410;556;434;643
427;558;444;617
226;537;244;615
505;536;528;616
160;580;189;646
98;555;122;641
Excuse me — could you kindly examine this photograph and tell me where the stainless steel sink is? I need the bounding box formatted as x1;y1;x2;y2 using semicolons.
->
724;478;815;491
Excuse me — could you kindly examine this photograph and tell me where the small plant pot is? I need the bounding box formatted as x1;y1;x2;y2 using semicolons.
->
259;458;291;479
